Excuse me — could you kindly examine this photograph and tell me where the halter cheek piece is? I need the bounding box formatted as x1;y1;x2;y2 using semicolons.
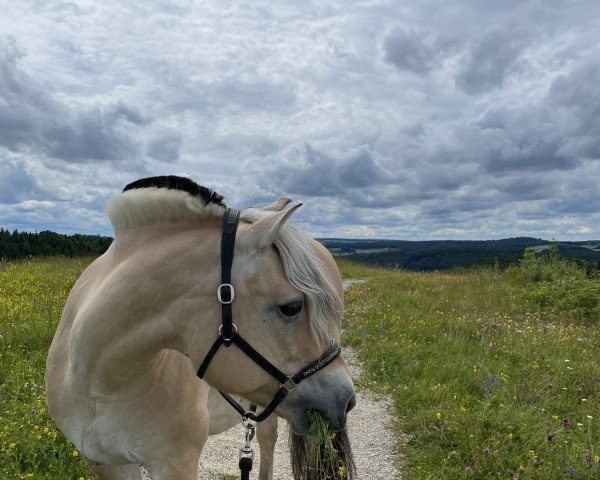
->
196;208;341;423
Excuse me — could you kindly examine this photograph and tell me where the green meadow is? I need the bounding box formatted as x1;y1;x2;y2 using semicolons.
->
0;257;92;479
1;253;599;479
338;252;599;479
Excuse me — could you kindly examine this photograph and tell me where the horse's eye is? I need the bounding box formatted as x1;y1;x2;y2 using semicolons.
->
278;300;303;317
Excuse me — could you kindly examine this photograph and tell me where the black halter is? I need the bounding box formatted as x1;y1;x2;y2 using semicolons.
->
196;208;341;423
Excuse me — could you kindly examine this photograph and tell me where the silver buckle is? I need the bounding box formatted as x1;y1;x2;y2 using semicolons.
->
282;376;296;392
217;283;235;304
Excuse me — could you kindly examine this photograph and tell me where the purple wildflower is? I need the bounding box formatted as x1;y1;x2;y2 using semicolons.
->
563;419;570;428
483;372;497;396
547;433;554;441
565;465;575;476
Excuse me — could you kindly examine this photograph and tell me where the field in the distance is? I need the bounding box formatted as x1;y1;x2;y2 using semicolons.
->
1;253;599;479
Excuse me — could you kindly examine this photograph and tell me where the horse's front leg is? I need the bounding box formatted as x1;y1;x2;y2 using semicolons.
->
87;462;141;480
145;454;201;480
257;414;278;480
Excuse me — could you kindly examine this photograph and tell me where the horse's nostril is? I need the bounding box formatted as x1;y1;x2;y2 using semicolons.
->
346;394;357;413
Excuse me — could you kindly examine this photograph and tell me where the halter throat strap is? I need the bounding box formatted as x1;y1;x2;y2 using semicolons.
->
196;207;341;423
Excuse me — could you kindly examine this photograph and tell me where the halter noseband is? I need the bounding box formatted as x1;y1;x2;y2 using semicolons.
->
196;208;341;423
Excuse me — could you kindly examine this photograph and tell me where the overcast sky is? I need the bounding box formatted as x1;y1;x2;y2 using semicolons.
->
1;1;599;240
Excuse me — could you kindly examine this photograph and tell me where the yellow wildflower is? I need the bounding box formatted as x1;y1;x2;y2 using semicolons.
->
72;449;79;457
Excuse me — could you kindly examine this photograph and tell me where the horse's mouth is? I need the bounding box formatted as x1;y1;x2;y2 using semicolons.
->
289;421;357;480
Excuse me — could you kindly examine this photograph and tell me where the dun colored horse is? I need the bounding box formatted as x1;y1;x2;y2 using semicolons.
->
46;176;356;479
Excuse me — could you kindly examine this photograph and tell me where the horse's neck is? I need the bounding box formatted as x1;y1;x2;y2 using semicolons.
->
69;222;220;395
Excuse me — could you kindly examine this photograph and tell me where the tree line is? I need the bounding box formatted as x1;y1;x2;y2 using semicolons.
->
0;228;113;261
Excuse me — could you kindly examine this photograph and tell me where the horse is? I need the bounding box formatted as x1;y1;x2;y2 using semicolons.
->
45;176;356;480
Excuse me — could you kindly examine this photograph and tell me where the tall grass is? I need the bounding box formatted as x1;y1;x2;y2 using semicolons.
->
511;246;600;322
0;257;92;479
337;257;599;479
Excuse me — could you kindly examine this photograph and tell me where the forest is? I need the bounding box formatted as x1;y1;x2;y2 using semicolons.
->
320;237;600;271
0;229;113;261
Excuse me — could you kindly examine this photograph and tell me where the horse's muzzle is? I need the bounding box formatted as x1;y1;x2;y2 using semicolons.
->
287;369;356;434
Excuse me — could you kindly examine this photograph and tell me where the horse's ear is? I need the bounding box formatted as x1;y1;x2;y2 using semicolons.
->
241;202;302;250
264;197;292;211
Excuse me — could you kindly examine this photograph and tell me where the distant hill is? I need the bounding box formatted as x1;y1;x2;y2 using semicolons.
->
3;228;599;272
318;237;600;271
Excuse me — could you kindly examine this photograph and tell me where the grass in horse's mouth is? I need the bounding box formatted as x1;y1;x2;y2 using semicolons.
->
305;409;353;480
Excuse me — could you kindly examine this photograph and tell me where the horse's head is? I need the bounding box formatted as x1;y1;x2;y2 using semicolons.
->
198;200;356;434
107;178;355;434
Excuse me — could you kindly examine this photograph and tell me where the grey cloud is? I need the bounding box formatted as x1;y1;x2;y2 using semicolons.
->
0;38;50;149
455;25;524;94
346;187;428;209
145;130;182;162
488;174;553;201
0;37;147;163
275;145;339;196
44;108;139;162
400;123;427;137
216;81;297;112
382;26;440;74
111;102;153;126
271;144;392;197
548;61;600;159
0;160;43;204
338;146;390;188
154;60;298;115
465;58;600;175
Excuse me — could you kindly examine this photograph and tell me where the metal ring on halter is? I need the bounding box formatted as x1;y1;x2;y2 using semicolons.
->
218;323;238;341
281;376;296;392
217;283;235;304
241;415;257;430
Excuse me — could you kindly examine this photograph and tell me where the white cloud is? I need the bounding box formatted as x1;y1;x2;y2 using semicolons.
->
0;1;598;240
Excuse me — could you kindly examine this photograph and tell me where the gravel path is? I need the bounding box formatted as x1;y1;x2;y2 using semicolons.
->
143;279;404;479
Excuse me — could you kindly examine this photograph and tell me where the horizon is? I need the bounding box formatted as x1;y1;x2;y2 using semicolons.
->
3;225;599;245
1;2;599;240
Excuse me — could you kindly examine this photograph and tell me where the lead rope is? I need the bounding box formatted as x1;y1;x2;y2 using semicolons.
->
238;404;258;480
